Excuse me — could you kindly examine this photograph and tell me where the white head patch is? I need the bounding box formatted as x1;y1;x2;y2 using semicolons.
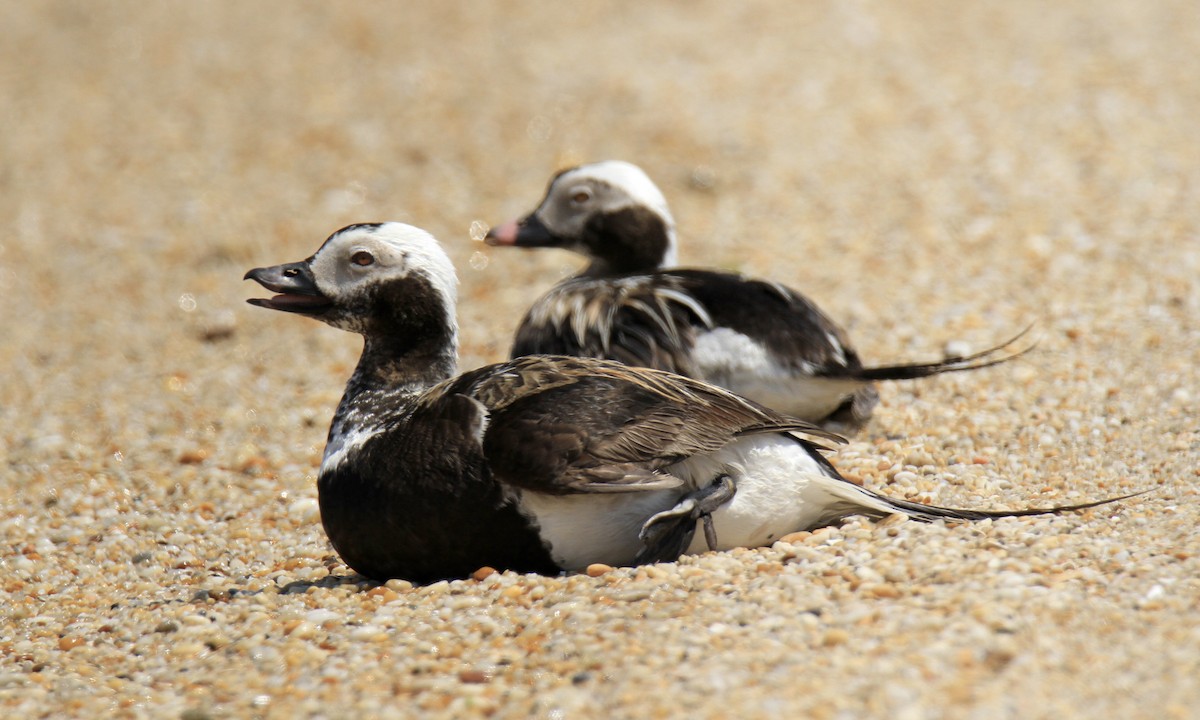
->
556;161;673;223
541;161;678;267
310;222;459;310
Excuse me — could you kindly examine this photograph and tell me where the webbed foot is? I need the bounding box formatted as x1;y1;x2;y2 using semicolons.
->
634;475;737;564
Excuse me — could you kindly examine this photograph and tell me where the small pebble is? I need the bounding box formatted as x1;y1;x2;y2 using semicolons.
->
58;637;85;652
305;609;341;626
778;531;811;544
585;564;613;577
349;626;387;642
572;672;593;685
385;579;414;592
287;498;320;523
287;622;318;639
364;586;399;602
178;449;208;465
169;642;206;659
458;668;493;684
904;450;935;467
943;340;972;359
608;588;652;602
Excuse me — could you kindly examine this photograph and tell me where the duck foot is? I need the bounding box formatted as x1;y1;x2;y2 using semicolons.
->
635;475;737;564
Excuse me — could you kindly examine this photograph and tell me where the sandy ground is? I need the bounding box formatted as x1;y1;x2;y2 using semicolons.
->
2;1;1198;718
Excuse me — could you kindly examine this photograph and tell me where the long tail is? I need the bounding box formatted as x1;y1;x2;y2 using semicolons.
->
811;472;1150;526
836;324;1038;382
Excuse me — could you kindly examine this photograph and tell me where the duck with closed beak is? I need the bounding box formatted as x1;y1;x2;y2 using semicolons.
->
486;160;1032;432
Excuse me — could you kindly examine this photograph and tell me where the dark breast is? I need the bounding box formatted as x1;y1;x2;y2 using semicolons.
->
317;403;558;583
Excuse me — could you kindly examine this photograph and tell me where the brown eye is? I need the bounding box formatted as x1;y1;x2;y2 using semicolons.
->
350;250;375;267
571;190;591;204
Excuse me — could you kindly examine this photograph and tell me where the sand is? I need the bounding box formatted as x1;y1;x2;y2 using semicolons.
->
2;1;1198;717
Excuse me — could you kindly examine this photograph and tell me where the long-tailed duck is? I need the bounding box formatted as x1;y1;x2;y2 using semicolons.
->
485;160;1032;431
246;222;1128;583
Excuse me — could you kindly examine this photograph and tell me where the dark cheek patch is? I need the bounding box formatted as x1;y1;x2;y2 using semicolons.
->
369;276;453;346
582;206;671;273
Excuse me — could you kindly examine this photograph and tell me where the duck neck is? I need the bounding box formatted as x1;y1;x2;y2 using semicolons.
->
577;207;678;277
351;331;458;397
326;330;458;456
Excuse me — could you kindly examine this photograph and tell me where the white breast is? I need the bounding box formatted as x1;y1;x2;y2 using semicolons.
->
321;424;382;473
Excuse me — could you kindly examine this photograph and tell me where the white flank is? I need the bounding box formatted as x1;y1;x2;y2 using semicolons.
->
671;434;842;551
519;432;902;569
691;328;862;420
518;489;680;570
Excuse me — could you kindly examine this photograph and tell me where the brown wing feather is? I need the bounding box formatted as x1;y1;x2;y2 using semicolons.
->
433;356;842;496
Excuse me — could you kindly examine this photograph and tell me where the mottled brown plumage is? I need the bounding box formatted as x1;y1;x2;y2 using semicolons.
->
438;355;842;495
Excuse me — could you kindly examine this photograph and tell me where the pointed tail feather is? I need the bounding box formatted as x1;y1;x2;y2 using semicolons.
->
810;474;1149;527
863;488;1153;523
839;324;1038;382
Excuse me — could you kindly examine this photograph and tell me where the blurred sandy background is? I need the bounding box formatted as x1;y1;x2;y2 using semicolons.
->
2;2;1198;718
